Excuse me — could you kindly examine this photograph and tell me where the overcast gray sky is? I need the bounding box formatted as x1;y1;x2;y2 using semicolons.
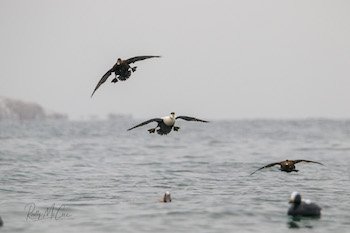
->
1;0;349;120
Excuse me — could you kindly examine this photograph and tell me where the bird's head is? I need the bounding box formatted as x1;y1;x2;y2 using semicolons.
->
170;112;176;118
289;191;302;204
163;191;171;202
117;58;122;65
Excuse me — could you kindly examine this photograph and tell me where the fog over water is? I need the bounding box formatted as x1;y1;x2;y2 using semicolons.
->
0;0;349;119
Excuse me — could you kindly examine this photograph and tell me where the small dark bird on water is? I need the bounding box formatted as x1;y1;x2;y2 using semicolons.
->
288;191;321;217
91;55;161;97
250;159;324;175
127;112;208;135
162;191;172;203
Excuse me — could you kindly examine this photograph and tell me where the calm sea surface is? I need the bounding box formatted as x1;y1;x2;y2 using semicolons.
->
0;119;350;233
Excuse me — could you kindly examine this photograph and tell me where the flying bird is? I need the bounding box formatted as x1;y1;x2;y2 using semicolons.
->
250;159;324;175
127;112;208;135
91;55;161;97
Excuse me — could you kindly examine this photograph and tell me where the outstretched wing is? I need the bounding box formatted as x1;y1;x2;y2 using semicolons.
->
293;160;324;166
126;55;161;64
91;68;113;97
127;118;163;131
175;116;208;123
249;162;281;175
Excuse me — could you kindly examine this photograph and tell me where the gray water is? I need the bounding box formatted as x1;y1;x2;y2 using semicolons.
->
0;119;350;233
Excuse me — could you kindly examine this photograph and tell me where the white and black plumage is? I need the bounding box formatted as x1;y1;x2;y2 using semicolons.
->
288;192;321;217
162;191;172;203
127;112;208;135
250;159;324;175
91;55;161;97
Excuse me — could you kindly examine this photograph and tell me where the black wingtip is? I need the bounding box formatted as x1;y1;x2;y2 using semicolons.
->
249;171;256;176
91;90;96;98
313;160;325;166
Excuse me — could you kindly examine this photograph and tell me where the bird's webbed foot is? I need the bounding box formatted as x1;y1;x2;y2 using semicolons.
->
293;169;299;172
148;128;156;133
173;126;180;131
111;78;118;83
131;66;137;72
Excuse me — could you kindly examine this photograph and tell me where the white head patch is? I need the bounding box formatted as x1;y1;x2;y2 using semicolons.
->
290;191;300;201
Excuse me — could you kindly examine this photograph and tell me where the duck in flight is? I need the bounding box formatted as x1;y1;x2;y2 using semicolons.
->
127;112;208;135
250;159;324;175
91;55;160;97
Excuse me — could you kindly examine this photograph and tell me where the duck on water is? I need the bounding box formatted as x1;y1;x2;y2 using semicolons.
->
162;191;172;203
127;112;208;135
288;192;321;217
